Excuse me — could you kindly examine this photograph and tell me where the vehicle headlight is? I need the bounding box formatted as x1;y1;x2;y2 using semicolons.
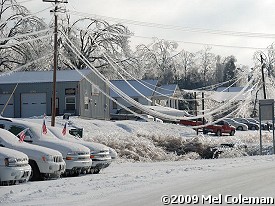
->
4;157;17;167
42;155;54;162
67;151;78;156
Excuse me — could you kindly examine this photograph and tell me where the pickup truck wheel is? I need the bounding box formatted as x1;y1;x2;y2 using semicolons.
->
216;130;222;136
230;130;235;136
29;160;41;181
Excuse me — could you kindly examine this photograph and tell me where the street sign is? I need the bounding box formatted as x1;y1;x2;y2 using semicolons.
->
259;99;275;155
259;99;274;120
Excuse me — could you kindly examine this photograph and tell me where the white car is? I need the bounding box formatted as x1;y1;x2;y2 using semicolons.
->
0;118;92;176
43;125;112;174
0;147;31;185
224;118;248;131
0;129;65;181
109;147;118;160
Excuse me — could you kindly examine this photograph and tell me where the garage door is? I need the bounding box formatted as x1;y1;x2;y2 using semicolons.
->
21;93;46;118
0;94;14;117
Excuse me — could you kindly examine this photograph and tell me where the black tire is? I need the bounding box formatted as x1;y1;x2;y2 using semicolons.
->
216;130;222;136
29;160;41;181
93;169;100;174
229;130;235;136
251;126;256;130
236;126;243;131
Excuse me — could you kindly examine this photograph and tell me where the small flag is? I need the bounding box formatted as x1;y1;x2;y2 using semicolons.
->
42;118;47;135
18;128;28;142
62;122;67;136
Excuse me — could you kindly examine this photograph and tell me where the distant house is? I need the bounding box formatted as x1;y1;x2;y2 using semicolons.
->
152;84;181;109
110;79;158;114
110;79;181;114
0;70;109;119
212;87;253;102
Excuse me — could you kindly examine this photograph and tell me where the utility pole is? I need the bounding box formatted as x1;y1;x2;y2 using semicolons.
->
43;0;67;126
260;54;267;99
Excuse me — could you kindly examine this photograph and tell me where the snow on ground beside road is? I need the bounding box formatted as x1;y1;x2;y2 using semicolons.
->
27;116;275;161
1;117;274;206
1;155;275;206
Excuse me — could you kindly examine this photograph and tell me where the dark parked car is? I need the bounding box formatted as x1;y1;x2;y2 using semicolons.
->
233;118;259;130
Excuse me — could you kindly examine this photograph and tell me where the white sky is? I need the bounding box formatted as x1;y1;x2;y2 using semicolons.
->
24;0;275;67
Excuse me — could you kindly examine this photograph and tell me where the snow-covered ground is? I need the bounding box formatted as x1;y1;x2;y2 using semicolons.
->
1;156;275;206
1;117;275;205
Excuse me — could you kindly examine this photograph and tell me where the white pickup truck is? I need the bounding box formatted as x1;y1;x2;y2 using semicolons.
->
0;147;31;185
0;129;66;181
49;126;112;174
0;118;92;176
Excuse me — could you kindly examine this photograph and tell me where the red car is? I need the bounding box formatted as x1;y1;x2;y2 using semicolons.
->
203;120;235;136
179;119;203;127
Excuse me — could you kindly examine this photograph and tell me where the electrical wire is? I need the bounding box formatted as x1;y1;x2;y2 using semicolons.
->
0;54;52;77
67;11;275;39
0;28;51;42
61;32;258;121
0;33;53;48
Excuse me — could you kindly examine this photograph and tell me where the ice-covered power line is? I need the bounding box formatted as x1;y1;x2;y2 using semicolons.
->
0;33;52;48
61;32;258;121
0;29;51;42
60;53;151;121
0;54;52;77
63;25;274;52
67;10;275;39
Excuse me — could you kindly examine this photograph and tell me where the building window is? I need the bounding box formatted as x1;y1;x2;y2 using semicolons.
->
65;96;76;110
113;99;117;109
84;96;89;110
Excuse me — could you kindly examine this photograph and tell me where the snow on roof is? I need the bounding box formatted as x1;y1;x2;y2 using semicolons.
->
154;84;178;97
110;79;158;98
216;87;251;92
211;91;251;102
0;69;92;84
146;105;190;117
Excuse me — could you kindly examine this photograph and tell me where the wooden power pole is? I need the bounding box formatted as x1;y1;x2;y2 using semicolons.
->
43;0;67;126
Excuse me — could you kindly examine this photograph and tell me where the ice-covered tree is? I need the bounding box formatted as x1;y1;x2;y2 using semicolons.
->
196;46;216;86
59;15;136;79
0;0;49;72
136;39;178;84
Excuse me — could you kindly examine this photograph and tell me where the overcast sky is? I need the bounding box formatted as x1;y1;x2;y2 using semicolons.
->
25;0;275;67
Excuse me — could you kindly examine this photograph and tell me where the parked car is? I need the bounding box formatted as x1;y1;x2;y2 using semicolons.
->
179;119;204;127
0;147;31;186
224;118;248;131
203;120;235;136
233;118;259;130
48;125;112;174
0;118;92;176
0;129;65;181
246;118;267;130
109;147;118;160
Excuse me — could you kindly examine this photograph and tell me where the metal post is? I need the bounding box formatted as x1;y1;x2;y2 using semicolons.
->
259;104;262;155
194;92;198;135
273;104;275;154
260;54;267;99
